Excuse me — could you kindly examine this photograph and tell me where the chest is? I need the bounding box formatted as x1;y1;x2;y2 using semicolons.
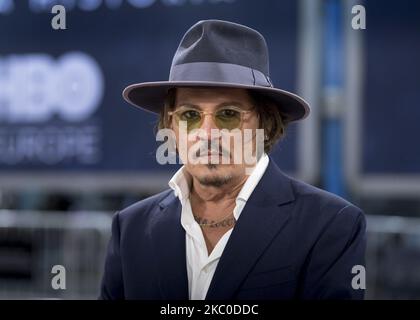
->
200;223;235;255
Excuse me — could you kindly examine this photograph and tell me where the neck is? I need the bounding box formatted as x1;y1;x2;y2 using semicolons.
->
190;173;248;204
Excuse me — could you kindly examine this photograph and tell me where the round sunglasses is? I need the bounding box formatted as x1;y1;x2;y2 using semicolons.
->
168;106;255;132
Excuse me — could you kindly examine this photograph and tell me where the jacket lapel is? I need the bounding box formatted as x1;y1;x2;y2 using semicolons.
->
205;157;296;300
153;193;189;299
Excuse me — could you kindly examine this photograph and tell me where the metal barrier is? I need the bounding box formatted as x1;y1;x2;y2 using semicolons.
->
1;211;420;299
366;215;420;299
0;210;112;299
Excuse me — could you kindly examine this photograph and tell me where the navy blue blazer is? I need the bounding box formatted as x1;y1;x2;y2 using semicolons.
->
99;157;366;300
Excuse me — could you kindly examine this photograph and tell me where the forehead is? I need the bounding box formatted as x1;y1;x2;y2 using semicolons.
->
175;87;252;106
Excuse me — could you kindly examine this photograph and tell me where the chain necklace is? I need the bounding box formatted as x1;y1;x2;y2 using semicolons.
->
193;211;236;228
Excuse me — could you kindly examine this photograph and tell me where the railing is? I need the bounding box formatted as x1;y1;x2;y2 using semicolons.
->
1;211;420;299
0;210;112;299
366;215;420;299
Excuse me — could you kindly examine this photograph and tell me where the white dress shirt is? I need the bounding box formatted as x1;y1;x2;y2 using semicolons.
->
168;153;270;300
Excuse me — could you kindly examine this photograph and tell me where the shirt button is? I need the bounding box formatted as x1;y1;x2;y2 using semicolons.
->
203;266;209;273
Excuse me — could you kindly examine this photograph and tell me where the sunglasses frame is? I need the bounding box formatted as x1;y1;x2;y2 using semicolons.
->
168;105;256;131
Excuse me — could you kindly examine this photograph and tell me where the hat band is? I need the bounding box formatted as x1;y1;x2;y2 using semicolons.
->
169;62;273;88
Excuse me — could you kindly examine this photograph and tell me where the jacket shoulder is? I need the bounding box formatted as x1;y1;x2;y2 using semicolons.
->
287;175;364;221
118;188;174;222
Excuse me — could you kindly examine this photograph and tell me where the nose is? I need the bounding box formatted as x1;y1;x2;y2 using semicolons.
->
196;113;222;154
199;112;218;137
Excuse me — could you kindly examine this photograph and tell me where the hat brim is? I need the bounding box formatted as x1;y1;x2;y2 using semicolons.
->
122;81;310;122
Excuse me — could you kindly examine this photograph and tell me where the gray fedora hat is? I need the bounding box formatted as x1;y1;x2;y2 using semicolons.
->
123;19;310;122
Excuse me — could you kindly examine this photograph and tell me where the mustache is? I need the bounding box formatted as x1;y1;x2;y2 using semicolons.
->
192;141;231;158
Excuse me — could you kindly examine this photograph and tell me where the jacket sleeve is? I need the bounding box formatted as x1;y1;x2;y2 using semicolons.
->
99;211;124;300
300;205;367;299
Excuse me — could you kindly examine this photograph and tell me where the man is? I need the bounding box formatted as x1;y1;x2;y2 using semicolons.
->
100;20;366;300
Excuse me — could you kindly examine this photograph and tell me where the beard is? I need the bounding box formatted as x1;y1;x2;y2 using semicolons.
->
197;166;234;187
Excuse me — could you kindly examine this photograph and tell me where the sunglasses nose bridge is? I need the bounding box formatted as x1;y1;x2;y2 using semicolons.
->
199;111;220;134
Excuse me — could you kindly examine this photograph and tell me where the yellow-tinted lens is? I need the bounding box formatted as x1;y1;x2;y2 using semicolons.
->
177;109;202;132
215;108;242;130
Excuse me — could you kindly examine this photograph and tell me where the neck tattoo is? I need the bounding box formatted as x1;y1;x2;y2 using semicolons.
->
193;213;237;228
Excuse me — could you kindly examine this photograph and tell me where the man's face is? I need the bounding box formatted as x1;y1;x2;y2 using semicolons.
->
170;87;261;188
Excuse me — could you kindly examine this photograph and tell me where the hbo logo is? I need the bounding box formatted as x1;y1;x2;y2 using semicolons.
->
0;52;104;123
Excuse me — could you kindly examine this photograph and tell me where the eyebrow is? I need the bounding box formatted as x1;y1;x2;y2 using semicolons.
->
176;101;247;109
